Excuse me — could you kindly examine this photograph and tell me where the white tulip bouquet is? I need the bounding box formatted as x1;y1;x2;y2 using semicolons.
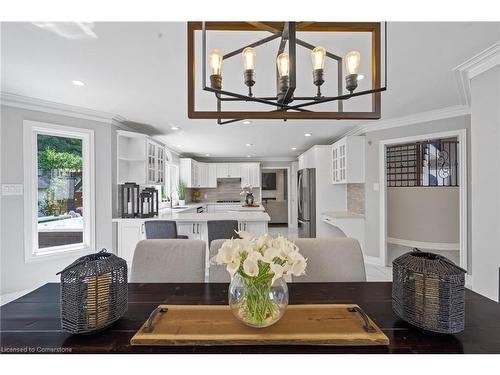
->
213;231;307;325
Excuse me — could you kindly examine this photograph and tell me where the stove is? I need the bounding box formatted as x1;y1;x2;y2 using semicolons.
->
216;200;241;203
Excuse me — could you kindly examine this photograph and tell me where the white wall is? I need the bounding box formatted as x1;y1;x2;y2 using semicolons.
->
0;105;114;294
363;116;471;263
470;65;500;302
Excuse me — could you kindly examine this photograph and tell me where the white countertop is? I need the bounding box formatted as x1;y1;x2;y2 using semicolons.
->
113;210;270;223
322;211;365;219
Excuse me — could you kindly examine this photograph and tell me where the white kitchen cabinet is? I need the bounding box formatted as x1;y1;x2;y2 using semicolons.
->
116;221;146;266
238;220;268;235
216;163;241;178
216;163;229;178
177;221;206;239
332;136;365;184
117;130;166;185
240;163;261;188
207;163;217;187
229;163;241;178
180;158;197;187
146;140;166;185
180;159;217;188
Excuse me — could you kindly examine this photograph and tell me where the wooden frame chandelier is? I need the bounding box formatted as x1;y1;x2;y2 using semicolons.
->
187;22;387;124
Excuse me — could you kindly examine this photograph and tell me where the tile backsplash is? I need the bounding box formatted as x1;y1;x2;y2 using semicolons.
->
347;183;365;214
186;179;261;202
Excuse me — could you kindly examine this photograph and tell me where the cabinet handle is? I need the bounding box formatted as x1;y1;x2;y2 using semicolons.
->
192;223;195;234
197;224;200;234
141;223;145;234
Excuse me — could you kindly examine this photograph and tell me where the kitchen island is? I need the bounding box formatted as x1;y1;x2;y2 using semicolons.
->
113;204;270;279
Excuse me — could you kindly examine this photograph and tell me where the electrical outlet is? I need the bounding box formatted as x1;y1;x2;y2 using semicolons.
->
2;184;24;196
373;183;380;192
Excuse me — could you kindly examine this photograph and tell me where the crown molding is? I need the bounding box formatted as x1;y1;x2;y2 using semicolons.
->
195;156;297;163
0;92;126;124
334;104;471;142
453;42;500;106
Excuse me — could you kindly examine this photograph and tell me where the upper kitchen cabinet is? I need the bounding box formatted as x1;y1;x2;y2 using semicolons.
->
180;158;217;188
331;136;365;184
117;130;166;185
240;163;261;187
216;163;241;178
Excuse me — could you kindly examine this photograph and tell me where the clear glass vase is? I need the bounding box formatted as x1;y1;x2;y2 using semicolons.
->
228;273;288;328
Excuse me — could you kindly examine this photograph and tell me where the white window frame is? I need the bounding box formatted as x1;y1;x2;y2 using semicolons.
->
23;120;95;263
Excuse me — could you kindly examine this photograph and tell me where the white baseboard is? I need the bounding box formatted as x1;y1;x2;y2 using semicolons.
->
364;255;384;266
465;274;473;289
387;237;459;251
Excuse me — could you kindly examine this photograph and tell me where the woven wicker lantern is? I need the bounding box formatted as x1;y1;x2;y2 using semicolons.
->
57;249;128;334
392;249;466;334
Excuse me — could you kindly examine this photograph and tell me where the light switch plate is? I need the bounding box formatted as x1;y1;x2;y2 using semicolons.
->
2;184;24;196
373;183;380;191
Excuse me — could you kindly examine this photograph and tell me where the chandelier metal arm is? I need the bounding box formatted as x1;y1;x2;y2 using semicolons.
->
284;87;387;110
214;92;312;112
222;34;281;60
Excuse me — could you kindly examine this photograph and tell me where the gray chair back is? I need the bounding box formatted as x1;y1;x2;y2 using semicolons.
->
130;239;205;282
208;239;231;282
144;220;179;239
207;220;240;247
292;238;366;282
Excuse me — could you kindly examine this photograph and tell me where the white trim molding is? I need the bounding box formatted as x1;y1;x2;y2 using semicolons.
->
23;120;96;263
335;105;471;142
363;255;384;266
378;129;468;271
1;92;125;124
453;42;500;106
387;237;459;252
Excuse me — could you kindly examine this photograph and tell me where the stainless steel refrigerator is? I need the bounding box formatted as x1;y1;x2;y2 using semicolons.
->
297;168;316;238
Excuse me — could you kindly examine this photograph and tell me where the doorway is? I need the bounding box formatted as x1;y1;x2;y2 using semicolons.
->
379;130;467;270
261;167;291;228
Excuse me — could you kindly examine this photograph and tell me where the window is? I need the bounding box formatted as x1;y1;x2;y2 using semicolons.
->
24;121;94;261
386;138;459;187
165;163;179;201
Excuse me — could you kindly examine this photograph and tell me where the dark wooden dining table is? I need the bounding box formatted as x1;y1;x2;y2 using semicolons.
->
1;282;500;354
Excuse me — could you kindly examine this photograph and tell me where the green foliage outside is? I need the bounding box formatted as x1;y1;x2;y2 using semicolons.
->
38;148;82;171
37;134;83;217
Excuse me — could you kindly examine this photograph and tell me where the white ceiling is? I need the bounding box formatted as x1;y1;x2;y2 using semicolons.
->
1;22;499;158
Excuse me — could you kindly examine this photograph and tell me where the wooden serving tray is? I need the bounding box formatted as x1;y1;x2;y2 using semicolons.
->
131;304;389;346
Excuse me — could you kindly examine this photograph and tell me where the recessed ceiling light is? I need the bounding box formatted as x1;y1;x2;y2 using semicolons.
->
304;133;312;137
205;153;210;157
291;147;297;150
246;155;252;158
176;144;182;147
357;74;365;81
242;120;252;125
170;126;180;130
72;80;85;86
245;143;253;147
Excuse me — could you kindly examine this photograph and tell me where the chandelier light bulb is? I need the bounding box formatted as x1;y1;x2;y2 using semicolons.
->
311;46;326;70
242;47;256;70
345;51;361;75
209;49;223;75
276;52;290;78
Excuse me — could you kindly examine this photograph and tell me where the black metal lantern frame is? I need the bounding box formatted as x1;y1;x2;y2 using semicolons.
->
188;21;387;123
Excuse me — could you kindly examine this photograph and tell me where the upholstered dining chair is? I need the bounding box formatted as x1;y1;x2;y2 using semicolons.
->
144;220;188;239
208;239;231;282
292;238;366;282
130;239;205;282
206;220;240;247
